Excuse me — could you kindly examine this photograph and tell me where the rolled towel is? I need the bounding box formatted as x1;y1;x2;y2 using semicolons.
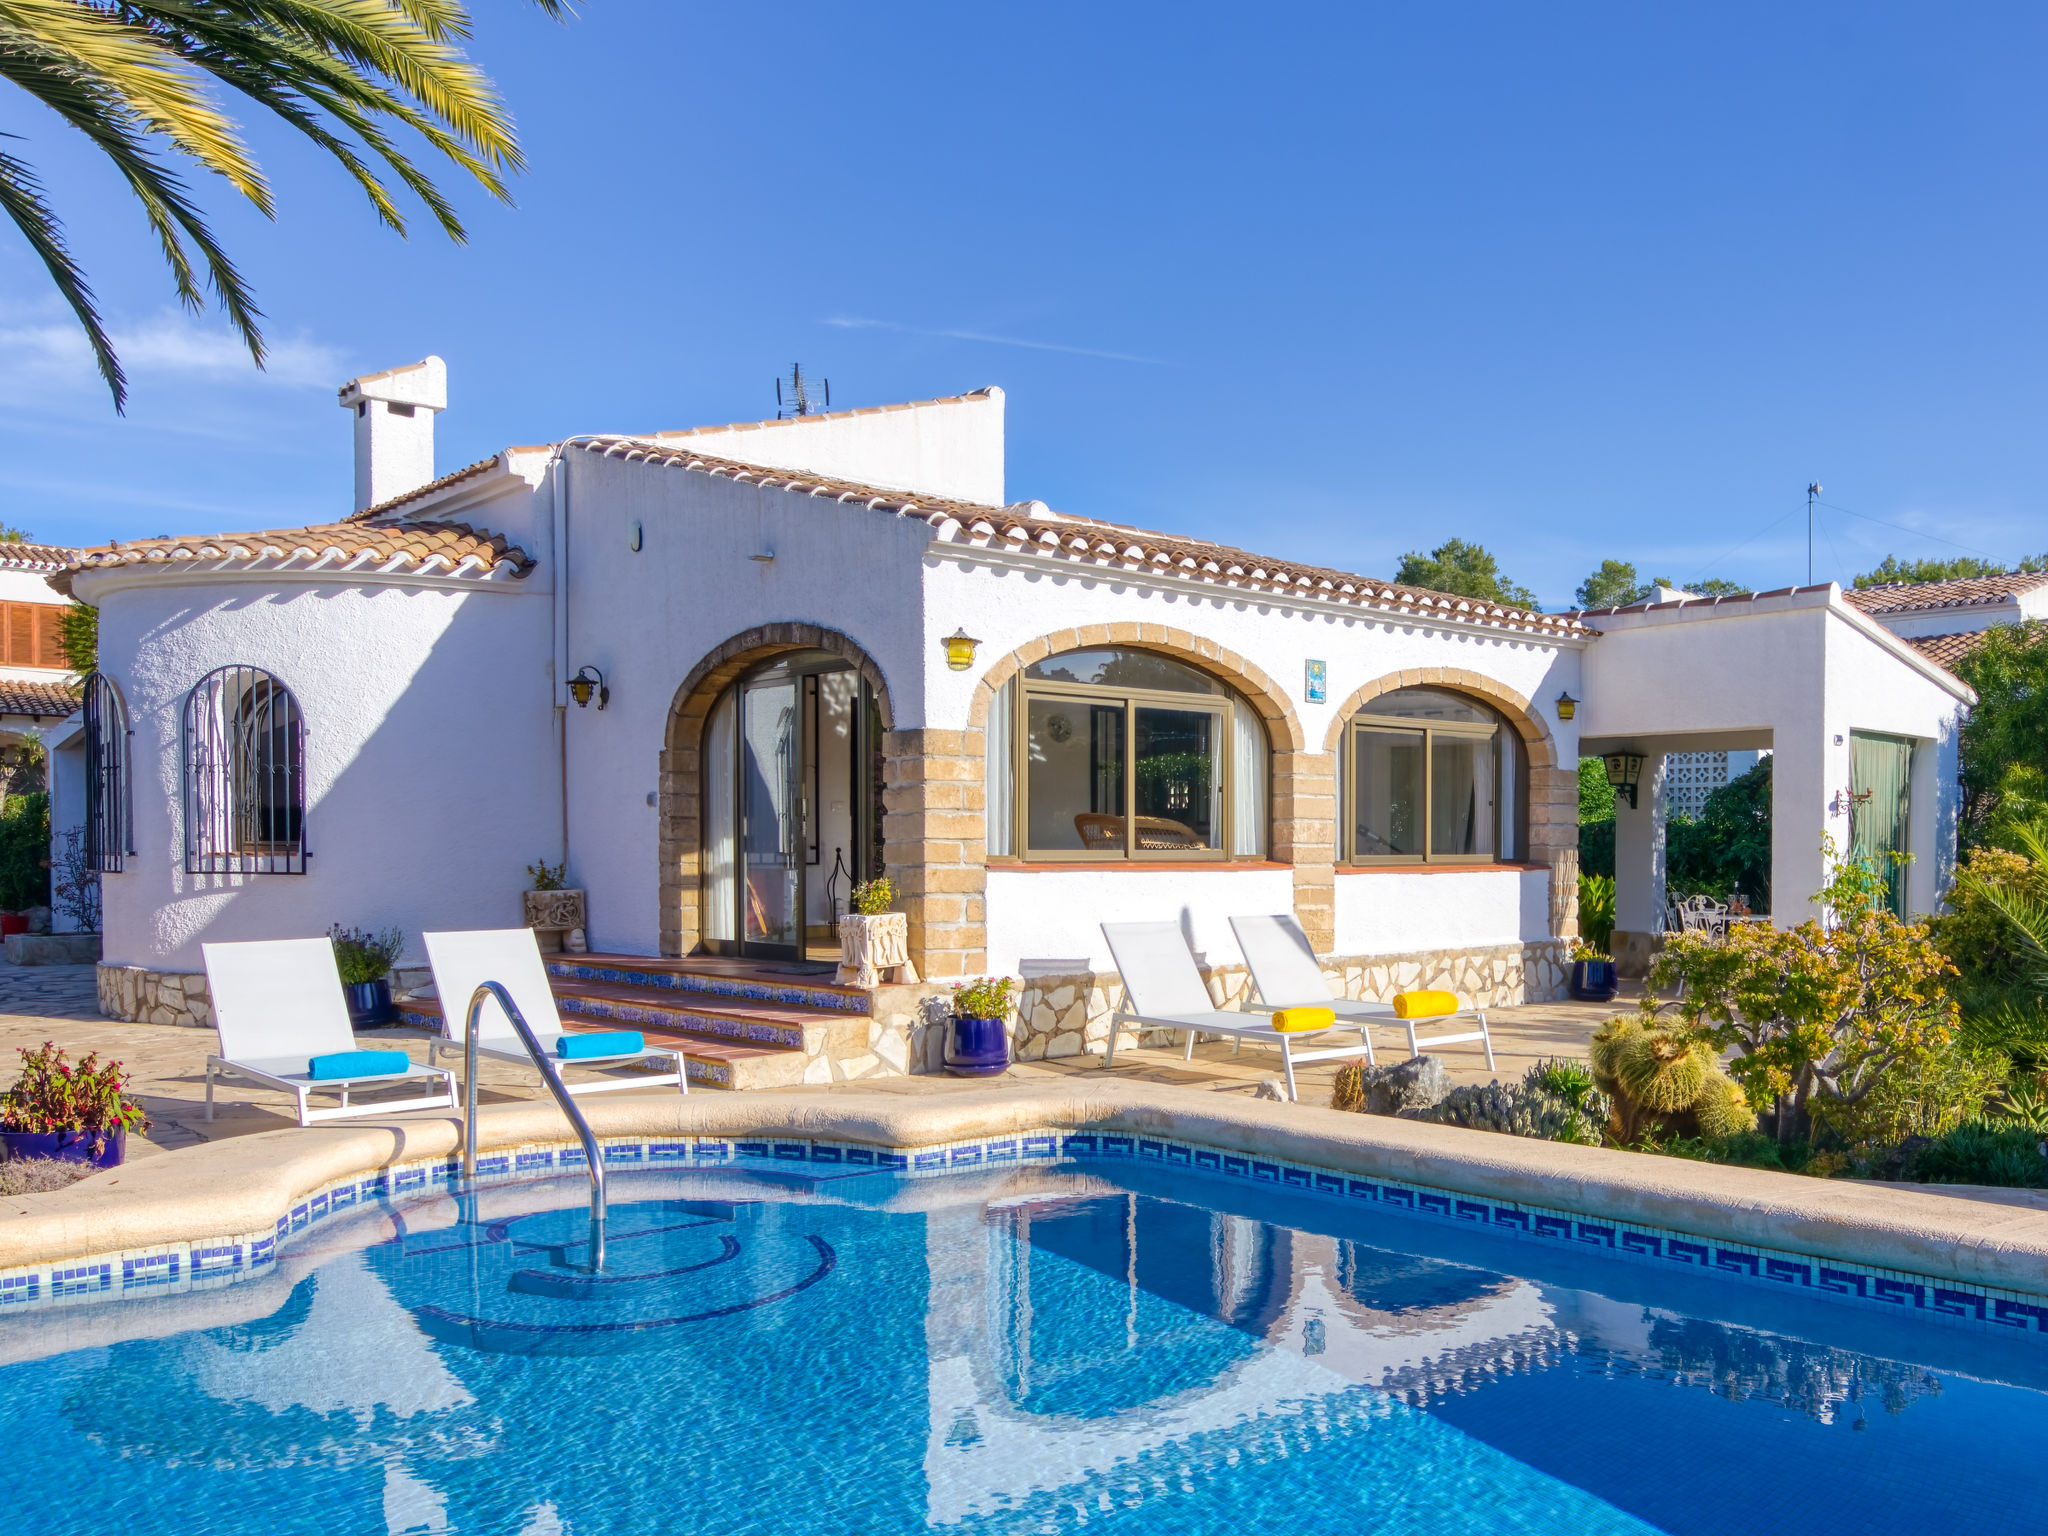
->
1270;1006;1336;1034
1392;989;1459;1019
307;1049;410;1081
557;1030;645;1060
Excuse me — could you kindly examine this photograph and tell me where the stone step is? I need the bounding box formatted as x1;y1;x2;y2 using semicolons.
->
544;953;872;1016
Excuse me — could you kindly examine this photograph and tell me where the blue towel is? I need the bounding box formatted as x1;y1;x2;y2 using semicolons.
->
307;1049;410;1081
557;1031;644;1060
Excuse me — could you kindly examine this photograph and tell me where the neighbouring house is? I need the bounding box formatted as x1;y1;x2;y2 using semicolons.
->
1840;569;2048;673
47;359;1975;1074
0;541;84;762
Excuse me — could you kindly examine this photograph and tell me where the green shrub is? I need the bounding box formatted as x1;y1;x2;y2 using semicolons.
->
950;976;1015;1019
1806;1041;2007;1147
329;925;403;985
0;793;50;911
1417;1060;1609;1145
1908;1120;2048;1188
851;876;895;916
1578;873;1615;955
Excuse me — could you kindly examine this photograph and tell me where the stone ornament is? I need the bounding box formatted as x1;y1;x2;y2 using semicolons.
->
836;912;919;988
523;888;587;954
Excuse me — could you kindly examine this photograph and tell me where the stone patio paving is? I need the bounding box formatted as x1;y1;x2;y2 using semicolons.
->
0;959;1634;1157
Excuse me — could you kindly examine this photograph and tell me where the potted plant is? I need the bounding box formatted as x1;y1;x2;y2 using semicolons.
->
1;1041;148;1169
835;876;919;987
331;925;405;1027
1568;943;1620;1002
946;976;1016;1077
522;858;588;955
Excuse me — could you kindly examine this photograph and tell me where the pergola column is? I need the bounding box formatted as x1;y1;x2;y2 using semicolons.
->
1611;751;1667;975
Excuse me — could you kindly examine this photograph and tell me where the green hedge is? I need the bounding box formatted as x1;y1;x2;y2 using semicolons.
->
0;793;50;911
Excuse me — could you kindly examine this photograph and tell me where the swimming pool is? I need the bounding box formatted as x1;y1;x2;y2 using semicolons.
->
4;1156;2045;1535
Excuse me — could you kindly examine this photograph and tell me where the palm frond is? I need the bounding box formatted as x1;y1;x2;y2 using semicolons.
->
0;0;573;407
0;143;125;406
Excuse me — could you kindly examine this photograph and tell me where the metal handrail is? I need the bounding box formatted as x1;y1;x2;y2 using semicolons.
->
461;979;606;1271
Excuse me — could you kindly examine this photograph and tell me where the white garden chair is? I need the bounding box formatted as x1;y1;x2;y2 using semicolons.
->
1230;914;1495;1069
1100;921;1375;1102
423;928;688;1098
202;937;457;1127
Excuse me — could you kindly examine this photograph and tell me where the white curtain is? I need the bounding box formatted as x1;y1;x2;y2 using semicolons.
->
986;676;1015;857
702;689;736;942
1231;696;1266;858
1499;726;1518;861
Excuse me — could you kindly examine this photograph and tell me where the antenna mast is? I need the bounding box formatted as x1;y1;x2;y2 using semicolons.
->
1806;482;1822;585
775;364;830;420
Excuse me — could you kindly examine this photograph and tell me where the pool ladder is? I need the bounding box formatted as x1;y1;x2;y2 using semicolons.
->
459;980;607;1272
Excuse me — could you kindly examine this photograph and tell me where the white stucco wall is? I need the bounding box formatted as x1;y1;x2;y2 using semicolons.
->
74;570;556;972
1580;588;1970;923
919;551;1585;774
652;391;1005;507
1331;869;1552;956
984;866;1296;975
0;568;68;606
558;450;932;956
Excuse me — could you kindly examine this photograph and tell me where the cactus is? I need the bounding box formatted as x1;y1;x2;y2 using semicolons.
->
1331;1061;1367;1113
1590;1011;1752;1141
1416;1063;1609;1145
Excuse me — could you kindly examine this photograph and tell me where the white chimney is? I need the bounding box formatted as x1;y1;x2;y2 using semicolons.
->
338;356;446;511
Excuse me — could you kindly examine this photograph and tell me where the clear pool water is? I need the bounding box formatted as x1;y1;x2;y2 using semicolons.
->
4;1157;2046;1535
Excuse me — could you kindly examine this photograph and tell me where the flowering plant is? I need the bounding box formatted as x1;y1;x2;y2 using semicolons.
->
951;976;1016;1020
329;924;404;985
850;876;895;917
1570;943;1613;963
1;1041;149;1152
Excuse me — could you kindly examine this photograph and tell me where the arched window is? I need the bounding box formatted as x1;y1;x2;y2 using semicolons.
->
183;666;306;874
1345;687;1522;864
987;647;1268;861
81;672;131;873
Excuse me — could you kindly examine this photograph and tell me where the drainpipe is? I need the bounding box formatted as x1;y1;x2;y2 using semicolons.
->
547;436;608;878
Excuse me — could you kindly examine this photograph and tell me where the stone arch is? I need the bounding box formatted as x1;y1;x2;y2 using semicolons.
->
966;623;1305;750
1320;666;1578;939
657;622;896;958
1318;666;1556;766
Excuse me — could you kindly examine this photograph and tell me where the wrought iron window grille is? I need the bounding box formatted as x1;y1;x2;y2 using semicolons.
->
81;671;132;873
182;665;307;875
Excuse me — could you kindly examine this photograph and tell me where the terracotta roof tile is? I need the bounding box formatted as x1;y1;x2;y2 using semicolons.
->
573;438;1593;642
1902;630;1991;673
0;542;79;571
0;681;79;718
345;455;508;521
1841;571;2048;615
51;519;533;597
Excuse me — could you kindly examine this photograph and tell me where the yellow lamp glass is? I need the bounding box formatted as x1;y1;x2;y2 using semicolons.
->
942;629;981;671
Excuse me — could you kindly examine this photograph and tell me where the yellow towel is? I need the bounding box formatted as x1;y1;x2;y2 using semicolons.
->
1270;1006;1336;1034
1392;989;1459;1019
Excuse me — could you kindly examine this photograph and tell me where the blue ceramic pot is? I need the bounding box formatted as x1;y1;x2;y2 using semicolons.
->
1;1126;125;1168
945;1015;1010;1078
1569;959;1620;1002
345;977;396;1028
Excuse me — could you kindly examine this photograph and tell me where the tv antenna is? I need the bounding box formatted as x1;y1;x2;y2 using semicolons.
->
1806;482;1822;585
776;364;830;420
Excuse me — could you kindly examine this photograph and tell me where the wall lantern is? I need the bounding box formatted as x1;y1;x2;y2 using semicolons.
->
568;665;609;710
1555;691;1578;721
1603;751;1645;810
941;628;982;672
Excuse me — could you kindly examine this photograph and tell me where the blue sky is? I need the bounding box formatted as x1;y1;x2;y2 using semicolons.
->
3;2;2046;609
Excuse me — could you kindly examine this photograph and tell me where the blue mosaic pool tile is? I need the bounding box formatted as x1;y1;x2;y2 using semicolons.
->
121;1253;179;1290
1023;1135;1057;1159
331;1183;358;1212
648;1141;692;1162
844;1146;875;1165
948;1146;983;1167
190;1244;241;1278
51;1263;110;1298
514;1151;555;1171
876;1151;908;1170
601;1144;643;1164
772;1143;806;1161
250;1235;275;1268
0;1273;39;1305
987;1139;1019;1161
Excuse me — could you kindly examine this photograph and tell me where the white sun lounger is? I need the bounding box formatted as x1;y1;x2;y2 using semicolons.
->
1229;913;1495;1069
1100;921;1376;1101
423;928;689;1097
202;937;458;1127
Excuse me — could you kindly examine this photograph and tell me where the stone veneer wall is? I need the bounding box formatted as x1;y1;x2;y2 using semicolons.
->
1008;939;1571;1064
98;965;212;1029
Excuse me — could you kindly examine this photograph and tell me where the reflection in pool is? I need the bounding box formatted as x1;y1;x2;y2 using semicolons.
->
4;1159;2046;1535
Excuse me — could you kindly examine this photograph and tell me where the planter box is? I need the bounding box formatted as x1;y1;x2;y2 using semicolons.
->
836;913;919;988
523;889;587;954
4;933;100;966
0;1126;125;1169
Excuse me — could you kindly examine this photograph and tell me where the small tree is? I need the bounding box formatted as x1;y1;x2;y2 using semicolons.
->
1954;621;2048;847
1575;559;1654;610
1393;539;1539;609
1651;838;1959;1143
59;605;96;675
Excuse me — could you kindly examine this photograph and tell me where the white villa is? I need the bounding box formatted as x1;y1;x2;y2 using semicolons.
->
48;359;1976;1081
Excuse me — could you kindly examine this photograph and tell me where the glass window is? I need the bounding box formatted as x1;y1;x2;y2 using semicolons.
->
183;665;306;875
1010;648;1259;860
1348;687;1513;864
